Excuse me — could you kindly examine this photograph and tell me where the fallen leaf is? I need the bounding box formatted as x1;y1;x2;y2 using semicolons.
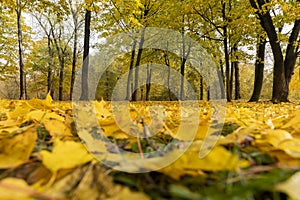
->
40;139;94;172
43;119;72;137
0;127;37;169
0;178;35;200
275;171;300;200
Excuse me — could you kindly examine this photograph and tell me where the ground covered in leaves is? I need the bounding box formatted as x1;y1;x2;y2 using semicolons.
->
0;95;300;200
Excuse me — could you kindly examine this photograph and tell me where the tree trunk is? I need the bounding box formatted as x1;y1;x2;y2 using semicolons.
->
249;0;286;103
234;61;241;100
164;42;172;101
281;19;300;102
180;42;191;101
125;41;137;100
249;35;266;102
200;75;203;100
70;24;78;100
233;46;241;100
16;1;26;100
217;68;225;100
146;64;152;101
180;29;186;101
219;61;225;99
229;60;234;100
80;9;91;100
224;38;231;102
207;86;210;101
58;56;65;100
132;29;145;101
222;2;231;102
47;35;53;96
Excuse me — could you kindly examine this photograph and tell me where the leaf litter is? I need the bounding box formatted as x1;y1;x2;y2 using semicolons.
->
0;95;299;199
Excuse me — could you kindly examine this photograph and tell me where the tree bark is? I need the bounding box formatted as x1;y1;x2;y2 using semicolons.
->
180;41;191;101
145;64;152;101
234;61;241;100
222;2;231;102
80;9;91;100
230;59;234;100
58;56;65;100
281;19;300;101
249;0;286;103
233;45;241;100
249;35;266;102
207;86;210;101
132;29;145;101
16;0;26;100
70;20;78;100
48;18;68;101
164;42;172;101
219;60;225;99
125;41;137;100
200;75;204;100
46;35;53;96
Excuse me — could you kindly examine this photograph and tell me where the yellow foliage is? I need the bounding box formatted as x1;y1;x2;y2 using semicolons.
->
0;95;300;198
40;139;94;172
275;171;300;200
0;127;37;169
0;178;35;200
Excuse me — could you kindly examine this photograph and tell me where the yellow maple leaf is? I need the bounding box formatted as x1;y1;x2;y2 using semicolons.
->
27;110;65;122
40;139;94;172
94;99;112;120
158;144;243;180
45;92;53;104
255;129;293;147
26;93;53;110
43;119;72;137
0;127;37;169
8;102;31;120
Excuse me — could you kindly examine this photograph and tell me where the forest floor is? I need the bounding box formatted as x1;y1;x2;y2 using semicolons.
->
0;95;300;200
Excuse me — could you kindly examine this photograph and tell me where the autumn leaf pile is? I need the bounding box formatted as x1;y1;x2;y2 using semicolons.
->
0;95;300;200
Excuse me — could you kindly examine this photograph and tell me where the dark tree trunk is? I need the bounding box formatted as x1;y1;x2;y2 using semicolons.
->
126;41;137;100
180;43;191;101
233;46;241;100
219;61;225;99
249;36;266;102
58;56;65;100
222;2;231;102
32;13;54;98
207;86;210;101
224;37;231;102
132;29;145;101
168;65;172;101
50;27;66;101
234;62;241;100
47;35;53;95
80;9;91;100
281;19;300;102
200;76;204;100
249;0;286;103
180;30;186;101
217;69;225;100
229;60;234;100
164;42;172;101
16;1;26;100
70;24;78;100
145;64;152;101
